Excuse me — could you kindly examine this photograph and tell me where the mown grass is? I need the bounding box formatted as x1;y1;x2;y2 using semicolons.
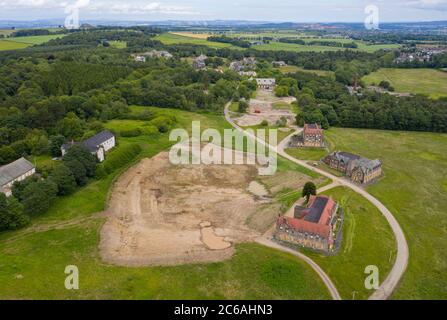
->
362;68;447;99
0;227;330;300
323;128;447;299
0;108;332;300
285;147;329;161
306;187;396;300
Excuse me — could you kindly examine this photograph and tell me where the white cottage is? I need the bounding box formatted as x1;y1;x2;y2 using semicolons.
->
0;158;36;197
61;131;116;163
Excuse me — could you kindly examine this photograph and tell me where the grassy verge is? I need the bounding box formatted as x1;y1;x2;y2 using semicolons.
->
306;187;396;300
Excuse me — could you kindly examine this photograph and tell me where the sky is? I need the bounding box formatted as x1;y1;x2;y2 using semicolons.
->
0;0;446;22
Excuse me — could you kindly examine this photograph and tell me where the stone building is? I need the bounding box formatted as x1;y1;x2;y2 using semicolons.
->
289;123;325;148
275;195;339;252
323;151;382;184
193;54;207;70
0;157;36;197
256;78;276;90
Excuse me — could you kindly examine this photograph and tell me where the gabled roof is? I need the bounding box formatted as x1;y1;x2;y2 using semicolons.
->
282;195;337;239
62;130;115;153
0;157;35;186
256;78;276;85
278;216;331;239
304;123;324;135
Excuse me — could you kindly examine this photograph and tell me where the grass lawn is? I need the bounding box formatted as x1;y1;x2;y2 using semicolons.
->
108;40;127;49
362;68;447;99
272;101;291;110
0;40;30;51
0;108;332;300
285;147;329;161
306;187;396;300
323;128;447;299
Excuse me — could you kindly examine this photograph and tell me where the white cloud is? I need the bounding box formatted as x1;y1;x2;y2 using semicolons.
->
405;0;447;10
0;0;197;15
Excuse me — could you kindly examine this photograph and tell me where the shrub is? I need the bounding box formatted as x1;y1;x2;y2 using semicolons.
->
96;144;142;177
120;128;142;137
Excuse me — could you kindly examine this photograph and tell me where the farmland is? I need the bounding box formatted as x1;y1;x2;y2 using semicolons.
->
154;33;237;49
0;34;66;51
162;31;401;53
362;68;447;99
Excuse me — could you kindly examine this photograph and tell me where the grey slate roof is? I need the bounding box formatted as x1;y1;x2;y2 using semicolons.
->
303;197;329;223
62;130;115;153
0;157;35;186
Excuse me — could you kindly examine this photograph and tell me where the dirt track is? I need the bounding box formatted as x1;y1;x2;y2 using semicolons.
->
100;152;267;266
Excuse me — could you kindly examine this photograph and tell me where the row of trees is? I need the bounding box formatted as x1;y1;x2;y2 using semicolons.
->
0;145;96;231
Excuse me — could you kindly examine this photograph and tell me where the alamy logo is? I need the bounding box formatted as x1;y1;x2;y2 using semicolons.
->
65;0;90;29
364;265;380;290
169;121;278;175
364;5;380;30
65;265;79;290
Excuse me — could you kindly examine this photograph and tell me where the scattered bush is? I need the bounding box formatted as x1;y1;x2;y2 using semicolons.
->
96;144;142;178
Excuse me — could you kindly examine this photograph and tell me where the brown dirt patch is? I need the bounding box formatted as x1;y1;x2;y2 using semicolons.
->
100;152;268;267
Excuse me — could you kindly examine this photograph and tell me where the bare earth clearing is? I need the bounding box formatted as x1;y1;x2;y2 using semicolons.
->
101;152;271;266
235;89;296;126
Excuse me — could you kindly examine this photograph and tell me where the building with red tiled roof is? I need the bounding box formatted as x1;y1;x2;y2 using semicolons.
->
287;123;325;148
302;123;325;147
275;195;339;252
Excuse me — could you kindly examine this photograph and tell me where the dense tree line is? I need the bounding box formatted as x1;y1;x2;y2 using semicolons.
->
207;36;251;48
279;71;447;132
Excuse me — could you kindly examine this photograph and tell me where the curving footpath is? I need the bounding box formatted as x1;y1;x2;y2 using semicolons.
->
224;102;409;300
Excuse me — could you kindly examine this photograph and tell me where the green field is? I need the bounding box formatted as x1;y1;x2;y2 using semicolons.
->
0;34;66;51
7;34;65;44
308;187;396;300
254;42;342;52
363;68;447;99
152;32;399;53
316;128;447;299
278;65;335;78
0;40;31;51
155;33;237;49
108;40;127;49
0;107;333;300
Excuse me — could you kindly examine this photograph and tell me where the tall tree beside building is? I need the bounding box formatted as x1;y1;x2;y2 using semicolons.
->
302;182;317;202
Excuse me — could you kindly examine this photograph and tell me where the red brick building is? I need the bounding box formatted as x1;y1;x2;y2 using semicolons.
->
275;195;340;252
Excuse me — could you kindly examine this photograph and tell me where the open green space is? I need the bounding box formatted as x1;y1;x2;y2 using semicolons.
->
285;147;329;161
323;128;447;299
278;65;335;78
0;40;30;51
155;33;237;49
362;68;447;99
307;187;396;300
7;34;66;44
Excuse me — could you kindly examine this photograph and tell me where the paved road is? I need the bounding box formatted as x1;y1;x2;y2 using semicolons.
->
256;238;342;300
224;103;409;300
